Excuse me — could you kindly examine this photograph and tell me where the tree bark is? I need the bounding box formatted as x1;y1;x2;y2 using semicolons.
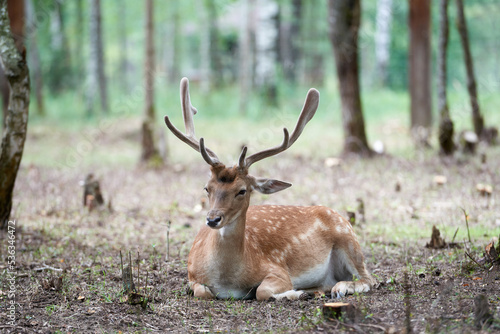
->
1;0;24;128
455;0;484;138
328;0;371;155
409;0;432;133
0;0;30;229
375;0;392;86
141;0;159;163
437;0;454;155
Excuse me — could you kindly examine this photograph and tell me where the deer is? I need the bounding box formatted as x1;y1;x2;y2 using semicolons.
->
164;77;375;301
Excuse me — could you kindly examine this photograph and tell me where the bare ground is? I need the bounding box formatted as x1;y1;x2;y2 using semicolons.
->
1;142;500;333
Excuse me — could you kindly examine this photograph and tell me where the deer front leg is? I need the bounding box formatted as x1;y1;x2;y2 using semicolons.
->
190;282;215;299
256;272;308;301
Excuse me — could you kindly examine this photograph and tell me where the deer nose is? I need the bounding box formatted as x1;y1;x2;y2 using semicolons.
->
206;216;222;228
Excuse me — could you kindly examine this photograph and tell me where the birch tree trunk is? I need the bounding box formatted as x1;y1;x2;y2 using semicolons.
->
1;0;24;127
437;0;454;155
455;0;484;138
328;0;371;156
141;0;160;163
0;0;30;229
409;0;432;139
375;0;392;86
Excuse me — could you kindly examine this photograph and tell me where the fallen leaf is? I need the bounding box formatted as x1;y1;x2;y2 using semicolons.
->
472;277;482;281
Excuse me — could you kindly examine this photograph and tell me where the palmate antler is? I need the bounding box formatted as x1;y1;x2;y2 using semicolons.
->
164;77;320;169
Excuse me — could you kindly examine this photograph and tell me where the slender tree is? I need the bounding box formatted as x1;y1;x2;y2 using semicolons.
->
303;1;325;85
117;0;129;92
75;0;83;77
328;0;371;155
141;0;160;162
455;0;484;138
409;0;432;138
238;0;254;115
437;0;454;155
166;1;181;84
25;0;44;115
0;0;30;229
254;0;279;106
87;0;108;114
48;0;71;92
375;0;393;86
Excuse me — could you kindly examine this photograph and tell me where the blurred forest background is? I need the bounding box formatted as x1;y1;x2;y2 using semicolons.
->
1;0;500;165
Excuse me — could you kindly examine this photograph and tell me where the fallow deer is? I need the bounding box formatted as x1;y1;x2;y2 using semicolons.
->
164;78;374;300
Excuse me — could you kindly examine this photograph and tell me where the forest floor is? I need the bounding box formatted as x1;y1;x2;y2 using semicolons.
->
1;121;500;333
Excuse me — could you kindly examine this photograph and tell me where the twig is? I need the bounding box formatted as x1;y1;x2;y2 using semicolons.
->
32;265;62;272
460;208;472;244
166;220;171;262
465;250;484;268
451;227;459;244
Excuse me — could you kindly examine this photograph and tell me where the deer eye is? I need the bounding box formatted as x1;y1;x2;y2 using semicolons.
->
204;187;209;194
236;189;247;197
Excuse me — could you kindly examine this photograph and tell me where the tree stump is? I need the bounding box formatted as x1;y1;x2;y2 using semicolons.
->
426;225;446;249
82;173;104;212
322;302;358;323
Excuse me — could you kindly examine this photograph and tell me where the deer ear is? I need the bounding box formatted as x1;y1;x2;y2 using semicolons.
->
253;178;292;194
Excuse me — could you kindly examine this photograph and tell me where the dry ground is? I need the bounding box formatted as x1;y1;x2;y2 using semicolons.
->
1;124;500;333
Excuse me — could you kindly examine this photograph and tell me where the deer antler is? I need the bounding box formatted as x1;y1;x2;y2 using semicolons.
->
240;88;320;168
164;77;221;167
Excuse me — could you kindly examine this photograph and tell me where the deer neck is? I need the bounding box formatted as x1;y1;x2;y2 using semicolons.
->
213;208;248;257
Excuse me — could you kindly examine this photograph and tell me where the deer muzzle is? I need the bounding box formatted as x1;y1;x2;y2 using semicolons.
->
206;210;224;228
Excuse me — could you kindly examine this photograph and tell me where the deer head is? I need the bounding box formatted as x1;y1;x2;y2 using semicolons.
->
164;78;319;230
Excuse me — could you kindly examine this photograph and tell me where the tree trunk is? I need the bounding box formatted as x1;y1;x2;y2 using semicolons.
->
437;0;454;155
285;0;302;82
238;0;255;115
1;0;24;128
75;0;83;76
166;2;181;84
455;0;484;138
117;0;129;93
25;0;44;116
375;0;392;86
87;0;108;114
328;0;371;156
141;0;159;163
254;0;279;106
0;0;30;229
206;0;222;87
409;0;432;134
303;1;324;85
48;0;72;92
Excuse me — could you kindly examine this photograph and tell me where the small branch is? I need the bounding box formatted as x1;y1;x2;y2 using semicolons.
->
32;265;63;272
